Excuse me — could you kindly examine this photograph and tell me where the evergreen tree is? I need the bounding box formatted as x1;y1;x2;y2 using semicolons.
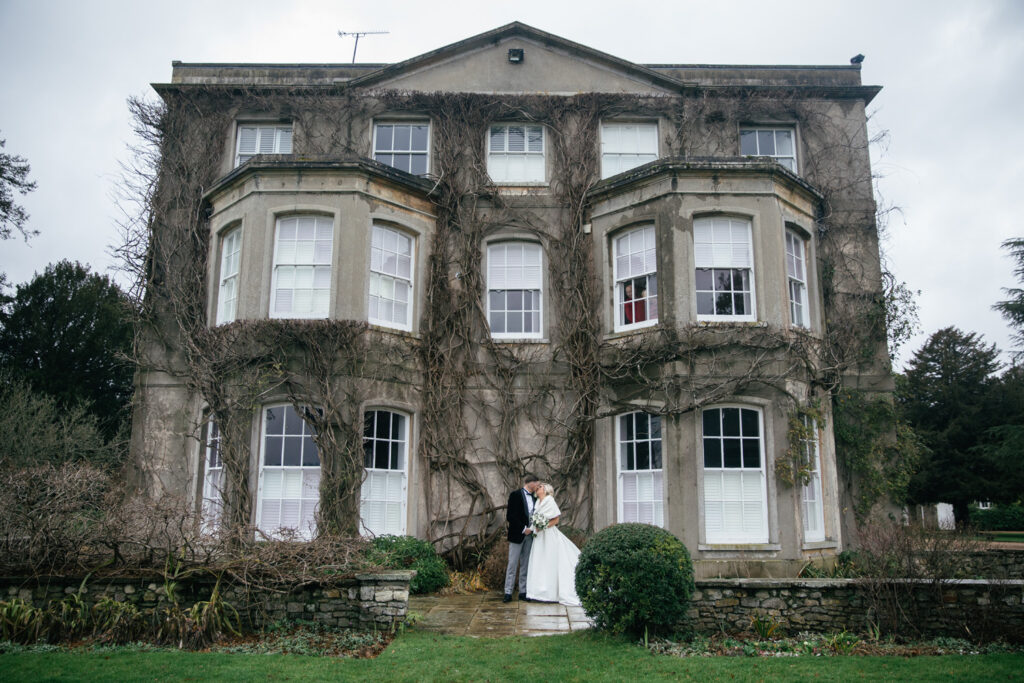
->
995;238;1024;361
0;261;134;441
899;327;1001;525
0;134;37;241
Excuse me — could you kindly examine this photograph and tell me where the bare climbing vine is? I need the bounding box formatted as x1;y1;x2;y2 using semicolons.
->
119;80;908;565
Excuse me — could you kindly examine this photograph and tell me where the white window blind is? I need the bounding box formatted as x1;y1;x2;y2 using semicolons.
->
694;217;753;269
200;421;223;534
702;407;768;544
613;225;658;330
215;227;242;325
257;405;320;540
800;416;825;542
601;123;658;179
271;216;332;319
369;225;414;330
617;412;665;527
361;410;409;536
785;229;809;328
694;217;755;321
235;124;293;167
487;242;543;338
488;124;545;183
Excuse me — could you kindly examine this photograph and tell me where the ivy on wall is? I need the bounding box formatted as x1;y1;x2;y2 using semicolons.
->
121;83;903;561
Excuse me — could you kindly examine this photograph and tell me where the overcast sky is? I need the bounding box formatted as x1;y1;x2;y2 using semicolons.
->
1;0;1021;370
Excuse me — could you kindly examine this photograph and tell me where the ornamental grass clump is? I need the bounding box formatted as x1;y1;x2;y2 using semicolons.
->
575;523;694;635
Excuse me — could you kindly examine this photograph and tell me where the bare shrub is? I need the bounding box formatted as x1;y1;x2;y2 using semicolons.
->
480;538;510;591
0;373;123;469
0;463;379;587
854;518;985;638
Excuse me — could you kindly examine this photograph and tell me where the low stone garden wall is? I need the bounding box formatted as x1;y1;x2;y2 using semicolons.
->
690;577;1024;640
954;550;1024;579
0;571;414;631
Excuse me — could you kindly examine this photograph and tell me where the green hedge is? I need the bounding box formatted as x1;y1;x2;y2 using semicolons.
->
574;523;694;635
369;535;449;594
971;503;1024;531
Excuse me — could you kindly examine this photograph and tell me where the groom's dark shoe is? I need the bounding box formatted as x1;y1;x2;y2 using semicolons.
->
503;594;512;603
519;593;529;602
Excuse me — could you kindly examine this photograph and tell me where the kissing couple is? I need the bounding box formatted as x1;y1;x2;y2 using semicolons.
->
504;473;581;606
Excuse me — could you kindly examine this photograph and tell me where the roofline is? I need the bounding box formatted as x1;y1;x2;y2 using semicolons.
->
169;61;389;69
152;81;881;105
645;63;863;71
343;21;695;91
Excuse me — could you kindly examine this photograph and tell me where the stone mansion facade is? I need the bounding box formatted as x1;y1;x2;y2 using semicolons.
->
130;23;890;577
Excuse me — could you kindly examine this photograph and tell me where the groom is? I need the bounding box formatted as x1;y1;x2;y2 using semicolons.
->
504;473;540;603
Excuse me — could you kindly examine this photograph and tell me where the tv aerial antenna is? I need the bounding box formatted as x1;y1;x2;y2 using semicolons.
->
337;30;389;63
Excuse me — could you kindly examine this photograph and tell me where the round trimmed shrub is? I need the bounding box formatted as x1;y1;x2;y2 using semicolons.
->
575;523;694;635
370;535;450;594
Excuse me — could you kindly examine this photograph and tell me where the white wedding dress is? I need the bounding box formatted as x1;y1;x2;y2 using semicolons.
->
525;496;582;606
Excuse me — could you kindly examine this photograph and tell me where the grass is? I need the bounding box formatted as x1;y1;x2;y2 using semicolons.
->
977;532;1024;543
3;630;1024;682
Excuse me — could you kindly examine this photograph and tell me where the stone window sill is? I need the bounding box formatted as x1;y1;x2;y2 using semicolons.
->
801;539;839;551
698;543;782;552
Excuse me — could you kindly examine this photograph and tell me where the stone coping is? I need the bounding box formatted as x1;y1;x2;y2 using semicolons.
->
698;577;1024;588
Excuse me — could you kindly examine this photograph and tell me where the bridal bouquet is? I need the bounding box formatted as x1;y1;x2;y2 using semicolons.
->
530;511;549;532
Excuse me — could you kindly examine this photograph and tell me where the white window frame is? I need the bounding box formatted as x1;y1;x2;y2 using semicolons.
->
785;229;809;328
701;406;769;544
694;216;756;322
373;121;430;175
487;123;546;183
740;126;797;173
486;241;544;340
235;124;292;167
255;404;320;541
215;227;242;325
199;420;223;534
270;215;333;319
799;416;825;543
612;225;658;332
616;412;665;527
361;409;410;537
369;224;415;331
600;122;658;179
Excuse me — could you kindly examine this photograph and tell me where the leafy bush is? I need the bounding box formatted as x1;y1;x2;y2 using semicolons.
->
369;535;449;594
971;503;1024;531
575;523;694;635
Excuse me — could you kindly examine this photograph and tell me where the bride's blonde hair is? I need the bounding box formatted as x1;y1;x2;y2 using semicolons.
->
541;483;554;496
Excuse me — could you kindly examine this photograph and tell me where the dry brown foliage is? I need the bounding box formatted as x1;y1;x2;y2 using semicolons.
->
0;463;379;589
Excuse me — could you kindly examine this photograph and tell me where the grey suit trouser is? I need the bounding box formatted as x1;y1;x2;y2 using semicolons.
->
504;534;533;595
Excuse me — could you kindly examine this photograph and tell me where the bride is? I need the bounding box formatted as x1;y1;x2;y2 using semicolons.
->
526;483;581;606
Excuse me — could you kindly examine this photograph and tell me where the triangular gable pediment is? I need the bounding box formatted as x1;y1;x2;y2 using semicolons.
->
349;22;684;95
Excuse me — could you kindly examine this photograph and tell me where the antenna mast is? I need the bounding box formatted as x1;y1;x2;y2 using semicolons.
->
337;30;389;63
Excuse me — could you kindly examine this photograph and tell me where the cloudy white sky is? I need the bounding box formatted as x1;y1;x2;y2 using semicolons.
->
1;0;1021;370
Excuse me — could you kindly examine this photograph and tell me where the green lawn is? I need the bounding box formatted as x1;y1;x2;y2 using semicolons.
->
4;630;1023;682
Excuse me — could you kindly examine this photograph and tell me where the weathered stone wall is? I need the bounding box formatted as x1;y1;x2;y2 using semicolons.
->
0;571;414;631
952;550;1024;579
691;578;1024;640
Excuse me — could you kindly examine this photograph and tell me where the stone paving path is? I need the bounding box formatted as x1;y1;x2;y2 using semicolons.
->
410;591;592;637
